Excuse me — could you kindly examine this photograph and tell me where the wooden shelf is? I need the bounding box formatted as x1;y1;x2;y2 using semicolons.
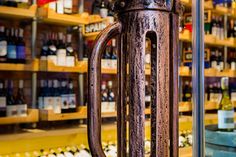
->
179;66;236;77
37;8;88;26
0;109;39;125
0;59;39;72
0;5;37;19
39;107;87;121
39;106;119;121
39;60;86;73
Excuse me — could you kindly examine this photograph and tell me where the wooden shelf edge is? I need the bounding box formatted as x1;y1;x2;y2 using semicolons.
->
39;60;85;73
0;59;39;72
0;109;39;125
0;5;37;19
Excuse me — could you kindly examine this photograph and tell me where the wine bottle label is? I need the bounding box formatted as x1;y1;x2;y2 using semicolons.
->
211;61;217;69
66;56;75;67
231;62;236;70
68;94;76;109
101;59;109;69
6;105;17;117
53;96;61;114
231;92;236;102
47;55;57;65
17;104;27;117
16;46;26;59
212;27;217;37
64;0;72;14
38;96;44;109
108;102;116;112
61;94;69;109
57;49;66;66
101;102;109;112
7;45;17;59
0;97;6;108
49;2;56;11
145;96;151;102
219;62;224;71
100;8;108;18
218;110;234;129
44;97;54;110
0;41;7;56
57;0;64;14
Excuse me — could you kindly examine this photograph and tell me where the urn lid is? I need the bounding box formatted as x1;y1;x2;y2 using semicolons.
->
114;0;181;13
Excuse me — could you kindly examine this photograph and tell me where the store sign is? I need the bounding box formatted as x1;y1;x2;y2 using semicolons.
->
84;22;107;34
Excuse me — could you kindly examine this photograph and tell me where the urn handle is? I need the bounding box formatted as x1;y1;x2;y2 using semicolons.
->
88;22;122;157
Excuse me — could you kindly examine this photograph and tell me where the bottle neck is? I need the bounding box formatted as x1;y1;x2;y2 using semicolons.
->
222;88;230;97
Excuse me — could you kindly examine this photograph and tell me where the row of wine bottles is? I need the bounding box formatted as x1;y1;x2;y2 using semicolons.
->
84;39;117;69
0;26;26;63
47;0;79;15
183;47;236;71
40;32;76;67
10;132;193;157
182;80;236;103
101;80;116;112
0;80;27;117
38;79;76;114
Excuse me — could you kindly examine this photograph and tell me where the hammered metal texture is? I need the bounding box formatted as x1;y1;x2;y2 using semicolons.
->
88;5;179;157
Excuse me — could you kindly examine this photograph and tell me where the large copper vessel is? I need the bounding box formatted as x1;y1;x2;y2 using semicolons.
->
88;0;180;156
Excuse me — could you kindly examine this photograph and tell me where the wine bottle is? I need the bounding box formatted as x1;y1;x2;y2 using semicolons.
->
57;32;66;66
0;81;6;117
40;34;49;61
107;81;115;112
100;0;108;18
227;19;234;38
16;28;26;63
44;80;53;110
182;81;192;102
52;80;61;114
92;0;101;14
66;33;75;67
6;80;17;117
207;84;214;101
0;26;7;62
217;51;224;71
145;81;151;108
218;77;235;131
101;81;108;112
49;2;56;11
38;80;45;109
64;0;73;14
7;28;17;63
61;80;69;113
57;0;64;14
48;33;57;65
211;15;217;37
210;50;217;69
110;39;117;69
68;79;76;113
16;80;27;117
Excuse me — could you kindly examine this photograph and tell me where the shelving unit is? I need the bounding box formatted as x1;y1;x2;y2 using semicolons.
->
0;5;37;19
0;109;39;125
